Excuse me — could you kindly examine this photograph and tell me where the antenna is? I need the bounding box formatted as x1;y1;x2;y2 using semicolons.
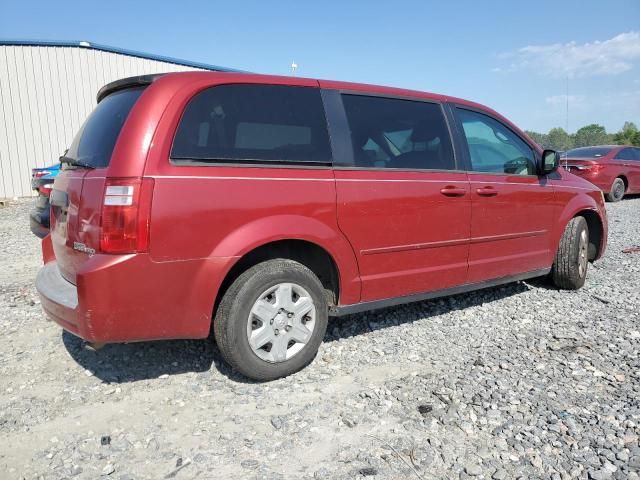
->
290;61;298;75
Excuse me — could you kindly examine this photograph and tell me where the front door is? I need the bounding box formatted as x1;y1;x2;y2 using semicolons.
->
327;91;471;302
453;107;556;283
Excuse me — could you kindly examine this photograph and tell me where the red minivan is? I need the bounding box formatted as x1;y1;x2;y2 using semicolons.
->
36;72;608;380
563;145;640;202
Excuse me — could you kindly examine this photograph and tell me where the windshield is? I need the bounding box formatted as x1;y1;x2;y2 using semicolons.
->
564;147;614;158
65;87;145;168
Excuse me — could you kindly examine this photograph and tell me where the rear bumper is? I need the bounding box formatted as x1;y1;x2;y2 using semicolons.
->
35;262;80;334
36;253;237;343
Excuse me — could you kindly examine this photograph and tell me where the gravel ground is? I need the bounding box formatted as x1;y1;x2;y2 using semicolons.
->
0;197;639;480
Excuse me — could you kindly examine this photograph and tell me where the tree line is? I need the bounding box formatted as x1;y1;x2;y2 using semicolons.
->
525;121;640;152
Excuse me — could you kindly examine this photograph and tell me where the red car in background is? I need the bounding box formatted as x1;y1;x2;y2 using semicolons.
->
563;145;640;202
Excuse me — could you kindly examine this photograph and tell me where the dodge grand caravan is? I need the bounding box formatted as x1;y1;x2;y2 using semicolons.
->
36;72;608;380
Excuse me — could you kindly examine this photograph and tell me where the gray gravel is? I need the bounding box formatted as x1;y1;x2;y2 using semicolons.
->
0;197;639;480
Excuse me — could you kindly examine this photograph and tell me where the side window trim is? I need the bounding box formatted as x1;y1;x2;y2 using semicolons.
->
330;91;460;172
443;102;471;172
451;104;540;176
320;89;354;167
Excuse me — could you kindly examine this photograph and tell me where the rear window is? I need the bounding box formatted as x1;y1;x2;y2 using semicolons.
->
565;147;614;158
66;87;145;168
171;84;331;165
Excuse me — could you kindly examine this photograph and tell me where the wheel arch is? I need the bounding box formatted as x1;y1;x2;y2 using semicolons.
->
209;215;361;318
553;189;606;263
574;209;604;261
215;238;341;314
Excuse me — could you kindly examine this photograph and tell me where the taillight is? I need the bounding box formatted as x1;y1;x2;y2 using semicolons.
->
38;183;53;197
99;177;154;254
568;163;604;174
580;163;604;172
33;170;51;179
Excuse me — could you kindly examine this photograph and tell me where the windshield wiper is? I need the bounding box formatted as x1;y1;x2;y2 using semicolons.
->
59;156;95;170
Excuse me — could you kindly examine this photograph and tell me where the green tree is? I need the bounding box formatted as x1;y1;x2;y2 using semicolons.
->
547;127;573;151
633;130;640;146
525;130;549;148
613;121;638;145
573;124;609;147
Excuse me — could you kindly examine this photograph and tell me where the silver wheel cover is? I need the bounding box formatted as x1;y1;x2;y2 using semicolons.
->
246;283;316;363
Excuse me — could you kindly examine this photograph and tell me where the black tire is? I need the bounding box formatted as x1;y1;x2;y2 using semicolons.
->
606;177;625;202
551;216;589;290
213;259;328;381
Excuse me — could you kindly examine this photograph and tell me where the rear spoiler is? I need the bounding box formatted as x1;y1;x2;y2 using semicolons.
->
96;74;165;103
97;65;249;103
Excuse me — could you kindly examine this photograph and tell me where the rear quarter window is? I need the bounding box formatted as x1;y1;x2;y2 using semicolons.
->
171;84;332;165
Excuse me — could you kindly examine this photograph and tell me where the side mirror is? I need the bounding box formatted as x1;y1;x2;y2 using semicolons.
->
540;149;559;175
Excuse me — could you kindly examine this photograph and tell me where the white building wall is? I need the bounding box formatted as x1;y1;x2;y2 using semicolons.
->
0;45;204;198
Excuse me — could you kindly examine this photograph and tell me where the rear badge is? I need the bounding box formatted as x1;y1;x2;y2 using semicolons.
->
73;242;96;256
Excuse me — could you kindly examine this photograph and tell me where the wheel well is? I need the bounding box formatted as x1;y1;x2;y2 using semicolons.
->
576;210;603;261
214;240;340;316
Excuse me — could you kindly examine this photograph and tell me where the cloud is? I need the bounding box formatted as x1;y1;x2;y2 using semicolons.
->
496;31;640;78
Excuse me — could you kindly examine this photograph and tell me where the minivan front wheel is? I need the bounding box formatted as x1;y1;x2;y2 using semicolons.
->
551;216;589;290
214;259;328;381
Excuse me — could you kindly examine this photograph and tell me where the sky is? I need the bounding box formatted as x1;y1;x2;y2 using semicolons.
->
1;0;639;134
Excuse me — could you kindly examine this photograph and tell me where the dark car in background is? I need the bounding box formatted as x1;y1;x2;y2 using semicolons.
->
30;163;61;237
563;145;640;201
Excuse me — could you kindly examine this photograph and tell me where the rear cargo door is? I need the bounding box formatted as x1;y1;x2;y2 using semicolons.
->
50;169;93;283
50;87;145;284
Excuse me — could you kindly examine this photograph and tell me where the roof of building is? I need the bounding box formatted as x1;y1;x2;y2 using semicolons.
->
0;39;237;72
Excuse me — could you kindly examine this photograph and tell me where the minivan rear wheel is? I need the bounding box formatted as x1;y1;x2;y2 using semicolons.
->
551;216;589;290
213;259;328;381
606;177;625;202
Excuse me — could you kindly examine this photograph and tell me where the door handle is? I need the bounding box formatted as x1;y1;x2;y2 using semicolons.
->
440;186;467;197
476;187;498;197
